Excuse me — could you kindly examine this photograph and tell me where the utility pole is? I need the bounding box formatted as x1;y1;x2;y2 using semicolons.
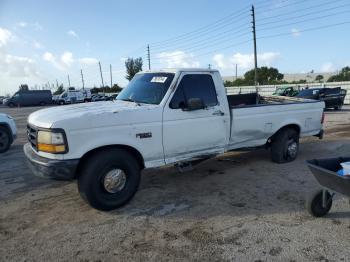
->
251;5;258;90
99;61;105;95
56;79;59;88
208;64;211;69
110;64;113;88
147;44;151;70
81;69;85;90
235;64;238;81
67;74;71;88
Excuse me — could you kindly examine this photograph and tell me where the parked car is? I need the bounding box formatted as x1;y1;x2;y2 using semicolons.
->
24;68;325;211
296;87;347;110
0;96;6;104
5;90;52;107
0;113;17;153
91;94;108;102
56;90;83;105
273;86;299;97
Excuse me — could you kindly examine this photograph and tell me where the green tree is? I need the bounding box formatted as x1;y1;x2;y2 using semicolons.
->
53;85;65;95
125;57;143;81
315;75;324;82
244;67;284;85
327;66;350;82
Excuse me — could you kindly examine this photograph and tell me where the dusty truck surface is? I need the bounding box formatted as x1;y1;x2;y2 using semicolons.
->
24;68;325;210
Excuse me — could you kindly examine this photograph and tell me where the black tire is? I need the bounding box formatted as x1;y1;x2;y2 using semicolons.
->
8;102;15;108
271;128;299;163
0;126;11;153
334;105;342;110
39;101;46;106
78;148;141;211
59;101;65;105
306;189;332;217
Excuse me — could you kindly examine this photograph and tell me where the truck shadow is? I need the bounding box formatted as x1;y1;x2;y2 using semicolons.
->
114;139;350;219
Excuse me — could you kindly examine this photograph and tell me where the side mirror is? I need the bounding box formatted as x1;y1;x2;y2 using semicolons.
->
184;98;205;111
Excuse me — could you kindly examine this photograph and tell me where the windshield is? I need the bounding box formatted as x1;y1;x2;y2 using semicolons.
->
274;88;286;95
117;73;175;105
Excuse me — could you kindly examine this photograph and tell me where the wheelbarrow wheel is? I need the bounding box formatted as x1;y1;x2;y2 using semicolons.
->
306;189;332;217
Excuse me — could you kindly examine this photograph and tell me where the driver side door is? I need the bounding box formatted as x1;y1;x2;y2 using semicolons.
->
162;73;228;164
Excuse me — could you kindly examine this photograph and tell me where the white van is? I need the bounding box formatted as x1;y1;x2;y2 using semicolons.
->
57;89;91;105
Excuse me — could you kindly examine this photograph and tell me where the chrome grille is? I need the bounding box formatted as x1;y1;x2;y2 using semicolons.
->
27;124;38;151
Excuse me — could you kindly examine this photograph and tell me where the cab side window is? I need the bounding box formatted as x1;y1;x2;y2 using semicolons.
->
169;74;218;109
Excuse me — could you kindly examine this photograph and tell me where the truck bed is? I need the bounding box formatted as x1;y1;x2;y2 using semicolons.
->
227;93;318;108
226;92;324;150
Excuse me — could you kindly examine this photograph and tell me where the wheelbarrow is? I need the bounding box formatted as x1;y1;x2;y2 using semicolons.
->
306;157;350;217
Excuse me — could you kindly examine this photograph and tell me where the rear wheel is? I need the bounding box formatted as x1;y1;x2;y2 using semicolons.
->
59;101;65;105
334;104;342;110
8;102;15;108
39;101;46;106
0;127;11;153
306;189;332;217
78;148;141;211
271;128;299;163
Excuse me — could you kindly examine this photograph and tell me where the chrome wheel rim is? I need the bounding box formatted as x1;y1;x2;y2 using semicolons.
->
287;140;297;158
103;169;127;193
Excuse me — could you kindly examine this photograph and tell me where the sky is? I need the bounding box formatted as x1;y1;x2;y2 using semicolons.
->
0;0;350;96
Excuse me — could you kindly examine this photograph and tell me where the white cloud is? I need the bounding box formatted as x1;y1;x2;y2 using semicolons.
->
320;62;336;73
33;22;43;31
61;51;74;67
213;52;280;72
0;28;13;48
79;57;98;65
15;22;43;31
33;40;43;49
43;51;73;71
291;28;301;37
67;30;79;38
156;50;200;68
16;22;27;28
43;51;98;70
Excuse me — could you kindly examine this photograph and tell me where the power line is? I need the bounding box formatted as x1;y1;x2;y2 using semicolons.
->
258;9;350;31
152;30;251;58
257;21;350;40
257;0;349;22
151;13;251;50
151;24;251;53
150;9;250;47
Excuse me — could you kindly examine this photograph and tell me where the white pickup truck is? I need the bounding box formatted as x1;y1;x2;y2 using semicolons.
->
24;69;325;210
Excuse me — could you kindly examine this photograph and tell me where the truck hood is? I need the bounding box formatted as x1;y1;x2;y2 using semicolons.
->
28;101;159;129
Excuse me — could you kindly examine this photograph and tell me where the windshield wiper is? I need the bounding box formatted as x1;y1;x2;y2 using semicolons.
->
119;98;141;106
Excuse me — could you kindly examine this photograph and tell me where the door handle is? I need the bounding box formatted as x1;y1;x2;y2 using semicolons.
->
212;110;224;116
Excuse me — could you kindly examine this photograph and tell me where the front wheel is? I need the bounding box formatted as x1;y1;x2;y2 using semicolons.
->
306;189;333;217
271;128;299;163
0;127;11;153
78;148;141;211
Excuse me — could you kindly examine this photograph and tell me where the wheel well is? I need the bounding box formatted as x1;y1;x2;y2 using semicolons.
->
76;145;145;177
267;124;300;145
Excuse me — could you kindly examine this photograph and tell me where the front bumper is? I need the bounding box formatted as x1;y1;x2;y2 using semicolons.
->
24;143;79;180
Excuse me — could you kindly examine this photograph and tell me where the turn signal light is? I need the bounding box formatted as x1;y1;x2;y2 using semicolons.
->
38;143;66;153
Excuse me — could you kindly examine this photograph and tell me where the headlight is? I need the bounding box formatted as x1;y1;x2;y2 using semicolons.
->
37;130;67;153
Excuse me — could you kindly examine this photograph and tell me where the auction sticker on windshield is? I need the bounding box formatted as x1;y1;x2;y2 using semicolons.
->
151;76;167;83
